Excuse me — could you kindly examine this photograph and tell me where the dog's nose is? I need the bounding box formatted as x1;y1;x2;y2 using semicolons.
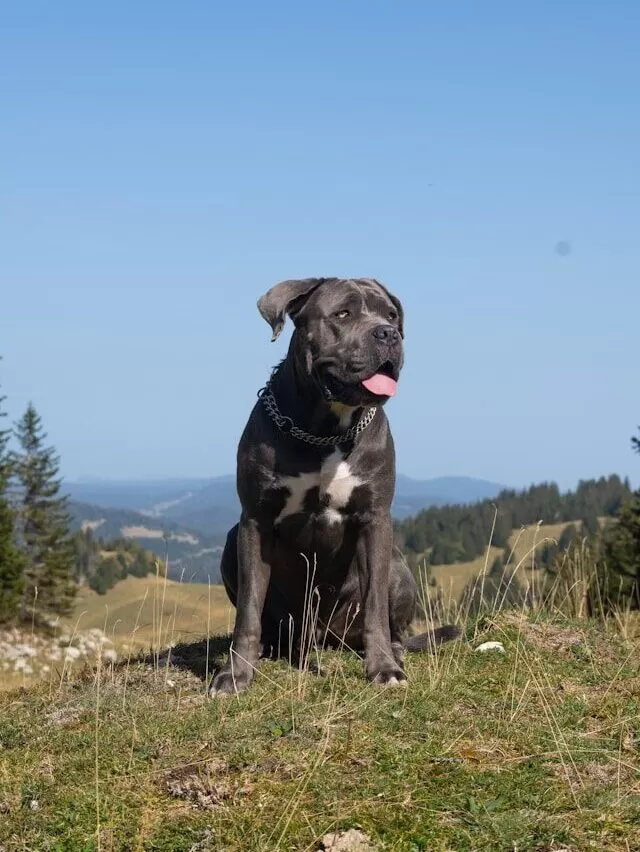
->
372;324;400;345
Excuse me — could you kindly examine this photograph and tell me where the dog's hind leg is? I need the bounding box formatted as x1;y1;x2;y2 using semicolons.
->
388;556;418;667
389;556;461;653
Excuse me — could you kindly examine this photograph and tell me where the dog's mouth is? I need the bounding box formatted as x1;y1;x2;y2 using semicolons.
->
361;361;398;398
317;357;401;406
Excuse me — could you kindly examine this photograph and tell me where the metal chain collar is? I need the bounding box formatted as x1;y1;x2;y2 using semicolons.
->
259;385;377;447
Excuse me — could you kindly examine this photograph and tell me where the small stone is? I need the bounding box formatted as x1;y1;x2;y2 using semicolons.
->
475;641;505;653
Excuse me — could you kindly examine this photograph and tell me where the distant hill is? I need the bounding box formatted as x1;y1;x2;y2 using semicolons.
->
68;501;225;583
65;478;214;512
391;475;504;519
164;505;240;538
65;473;506;534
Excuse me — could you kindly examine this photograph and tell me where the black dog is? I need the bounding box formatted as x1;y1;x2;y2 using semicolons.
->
211;278;459;696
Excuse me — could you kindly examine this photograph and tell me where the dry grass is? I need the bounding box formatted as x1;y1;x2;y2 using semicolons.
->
429;520;601;605
71;574;233;651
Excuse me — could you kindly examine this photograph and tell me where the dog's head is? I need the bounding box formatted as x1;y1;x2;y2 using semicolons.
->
258;277;404;407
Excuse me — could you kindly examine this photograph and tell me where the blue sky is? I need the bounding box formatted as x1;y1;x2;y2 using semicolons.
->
1;1;638;489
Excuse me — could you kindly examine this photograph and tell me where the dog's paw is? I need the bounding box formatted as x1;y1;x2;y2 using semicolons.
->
209;664;254;697
366;662;407;687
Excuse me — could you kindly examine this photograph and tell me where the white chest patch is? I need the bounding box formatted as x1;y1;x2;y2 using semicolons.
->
275;449;363;525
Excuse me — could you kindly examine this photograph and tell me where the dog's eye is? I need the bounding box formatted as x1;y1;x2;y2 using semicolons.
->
388;310;398;321
334;309;350;319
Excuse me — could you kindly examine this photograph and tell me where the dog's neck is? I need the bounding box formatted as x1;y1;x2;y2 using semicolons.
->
268;357;363;438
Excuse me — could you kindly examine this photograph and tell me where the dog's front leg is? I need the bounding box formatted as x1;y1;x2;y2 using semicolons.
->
210;515;271;696
358;517;407;686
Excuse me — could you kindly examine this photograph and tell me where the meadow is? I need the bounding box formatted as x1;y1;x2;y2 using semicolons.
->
1;523;639;851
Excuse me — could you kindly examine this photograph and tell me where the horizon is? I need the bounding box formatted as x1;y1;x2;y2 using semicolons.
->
62;468;636;494
1;2;638;492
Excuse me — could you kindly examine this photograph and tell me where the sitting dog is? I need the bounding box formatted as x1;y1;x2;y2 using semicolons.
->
211;277;459;695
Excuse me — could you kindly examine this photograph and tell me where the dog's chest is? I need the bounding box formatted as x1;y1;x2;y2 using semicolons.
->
274;449;363;525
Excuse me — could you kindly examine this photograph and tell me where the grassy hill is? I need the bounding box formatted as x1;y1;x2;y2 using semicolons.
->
71;574;233;650
3;507;640;849
1;609;639;850
428;519;591;605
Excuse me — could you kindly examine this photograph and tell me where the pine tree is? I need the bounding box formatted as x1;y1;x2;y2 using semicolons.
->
0;360;25;623
602;426;640;610
13;403;76;618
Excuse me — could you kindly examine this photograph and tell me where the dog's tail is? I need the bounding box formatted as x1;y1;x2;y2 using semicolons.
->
403;623;461;651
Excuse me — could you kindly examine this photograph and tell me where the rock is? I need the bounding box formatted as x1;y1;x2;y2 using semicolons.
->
475;641;505;653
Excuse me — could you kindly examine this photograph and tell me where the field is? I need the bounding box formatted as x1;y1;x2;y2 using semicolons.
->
0;520;610;694
72;574;234;651
0;576;234;693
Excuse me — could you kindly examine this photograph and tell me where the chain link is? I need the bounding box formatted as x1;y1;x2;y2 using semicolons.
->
259;386;377;447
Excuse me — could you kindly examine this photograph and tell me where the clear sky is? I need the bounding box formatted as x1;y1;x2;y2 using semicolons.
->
1;1;638;490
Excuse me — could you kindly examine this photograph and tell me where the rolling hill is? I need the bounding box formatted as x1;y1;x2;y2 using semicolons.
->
71;574;233;649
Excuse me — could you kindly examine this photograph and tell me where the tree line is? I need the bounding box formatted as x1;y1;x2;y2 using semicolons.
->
399;428;640;615
457;431;640;617
72;527;161;595
0;360;159;625
394;474;632;565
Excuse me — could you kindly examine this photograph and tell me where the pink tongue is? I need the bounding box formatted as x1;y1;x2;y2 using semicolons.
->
361;373;398;397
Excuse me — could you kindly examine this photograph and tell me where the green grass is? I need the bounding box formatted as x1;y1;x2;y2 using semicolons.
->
1;612;639;851
2;537;639;849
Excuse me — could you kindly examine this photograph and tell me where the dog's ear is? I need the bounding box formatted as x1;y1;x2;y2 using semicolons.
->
257;278;328;342
388;291;405;338
370;279;405;338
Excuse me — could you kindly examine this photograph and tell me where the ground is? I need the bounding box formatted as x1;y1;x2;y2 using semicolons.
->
1;612;639;851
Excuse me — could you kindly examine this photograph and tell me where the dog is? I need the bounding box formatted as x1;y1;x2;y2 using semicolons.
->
210;277;459;696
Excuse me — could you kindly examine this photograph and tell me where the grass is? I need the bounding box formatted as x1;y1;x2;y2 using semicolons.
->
2;533;640;850
71;574;234;651
429;520;598;605
1;611;639;851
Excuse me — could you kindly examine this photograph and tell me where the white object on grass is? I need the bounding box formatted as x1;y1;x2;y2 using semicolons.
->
475;641;506;653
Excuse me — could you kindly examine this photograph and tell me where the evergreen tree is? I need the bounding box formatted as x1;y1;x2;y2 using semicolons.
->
0;361;25;623
558;524;578;552
602;427;640;609
580;512;600;539
602;495;640;609
13;403;76;618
